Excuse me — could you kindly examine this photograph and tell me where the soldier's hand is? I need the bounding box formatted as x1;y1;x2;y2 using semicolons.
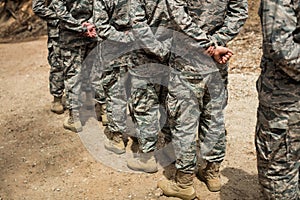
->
82;22;97;38
213;46;233;64
205;46;215;56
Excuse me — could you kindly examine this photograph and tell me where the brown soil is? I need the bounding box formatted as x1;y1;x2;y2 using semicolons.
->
0;0;263;199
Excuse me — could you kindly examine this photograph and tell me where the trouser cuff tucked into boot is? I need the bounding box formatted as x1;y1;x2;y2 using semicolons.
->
104;132;125;154
127;151;158;173
158;171;196;200
51;96;64;114
197;161;221;192
63;109;82;132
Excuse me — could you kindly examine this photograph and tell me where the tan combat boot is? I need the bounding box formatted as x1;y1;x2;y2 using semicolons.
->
95;103;108;126
158;171;197;200
63;110;82;132
51;96;64;114
101;113;108;126
100;103;108;126
127;151;158;173
198;162;221;192
104;132;125;154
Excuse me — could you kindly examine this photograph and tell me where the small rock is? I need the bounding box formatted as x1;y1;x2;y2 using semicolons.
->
153;188;163;197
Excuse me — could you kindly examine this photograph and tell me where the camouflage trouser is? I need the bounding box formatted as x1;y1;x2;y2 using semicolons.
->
102;67;129;134
61;43;95;110
90;43;106;104
168;68;226;173
82;42;106;104
198;63;227;163
81;42;97;92
255;105;300;200
167;70;200;174
129;74;169;153
48;37;64;97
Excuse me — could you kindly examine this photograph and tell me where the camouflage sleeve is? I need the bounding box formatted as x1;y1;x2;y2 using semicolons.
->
262;0;300;81
292;0;300;42
93;0;134;43
166;0;213;48
211;0;248;46
129;0;169;58
51;0;86;33
32;0;57;20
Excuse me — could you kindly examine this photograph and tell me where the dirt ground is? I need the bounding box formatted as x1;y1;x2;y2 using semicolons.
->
0;1;265;199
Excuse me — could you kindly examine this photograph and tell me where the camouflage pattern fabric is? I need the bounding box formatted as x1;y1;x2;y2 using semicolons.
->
52;0;97;47
257;0;300;111
162;0;247;171
197;69;227;163
79;41;107;108
79;42;95;93
51;0;98;111
60;45;85;110
127;0;173;153
32;0;64;98
48;37;64;97
100;46;132;135
256;0;300;199
93;0;134;44
129;74;169;153
93;0;136;135
167;69;202;173
129;0;173;74
167;56;226;173
188;0;247;163
102;67;130;134
255;105;300;200
184;0;248;47
87;42;106;105
32;0;59;37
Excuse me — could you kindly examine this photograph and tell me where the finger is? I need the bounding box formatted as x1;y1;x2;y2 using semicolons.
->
82;22;89;27
222;57;229;63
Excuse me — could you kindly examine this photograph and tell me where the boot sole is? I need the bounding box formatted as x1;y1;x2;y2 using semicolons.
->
63;124;83;132
127;164;158;173
51;108;64;114
158;181;196;200
104;144;125;155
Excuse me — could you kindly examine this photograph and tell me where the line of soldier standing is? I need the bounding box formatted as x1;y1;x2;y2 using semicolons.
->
32;0;300;199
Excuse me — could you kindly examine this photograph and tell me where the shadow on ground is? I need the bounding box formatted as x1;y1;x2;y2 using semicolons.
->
220;167;263;200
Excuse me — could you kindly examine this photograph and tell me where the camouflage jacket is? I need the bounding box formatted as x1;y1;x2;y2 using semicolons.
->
51;0;96;46
184;0;248;47
93;0;135;70
93;0;134;42
168;0;248;76
257;0;300;111
130;0;223;77
32;0;59;37
129;0;173;77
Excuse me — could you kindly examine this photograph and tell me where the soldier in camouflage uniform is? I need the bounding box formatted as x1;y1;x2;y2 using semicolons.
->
32;0;65;114
256;0;300;199
183;0;248;192
93;0;170;156
93;0;136;154
52;0;97;132
125;0;173;173
129;0;234;198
